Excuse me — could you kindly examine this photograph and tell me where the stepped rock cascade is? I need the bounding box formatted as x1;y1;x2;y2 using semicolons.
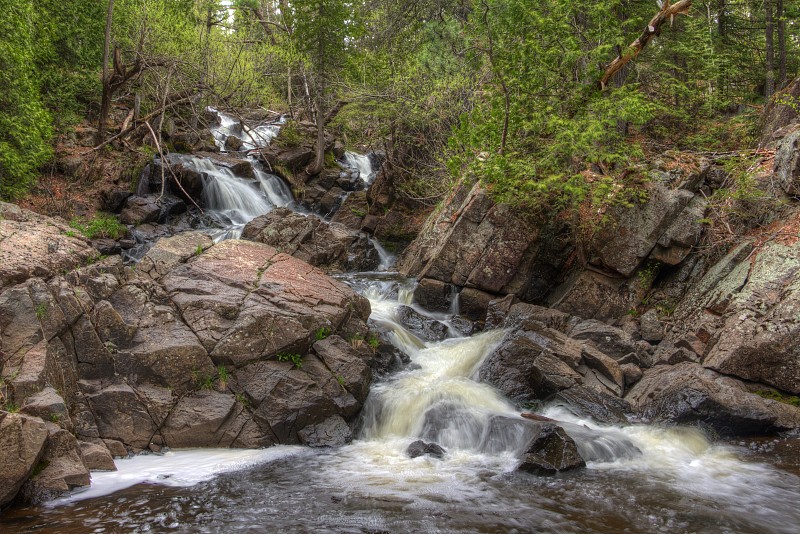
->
172;154;294;241
209;108;283;152
7;264;799;533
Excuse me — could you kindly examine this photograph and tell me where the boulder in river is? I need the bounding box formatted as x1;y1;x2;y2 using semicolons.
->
626;362;800;437
517;423;586;475
407;440;446;459
242;208;379;272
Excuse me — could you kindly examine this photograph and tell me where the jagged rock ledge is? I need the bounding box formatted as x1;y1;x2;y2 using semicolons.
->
0;203;385;506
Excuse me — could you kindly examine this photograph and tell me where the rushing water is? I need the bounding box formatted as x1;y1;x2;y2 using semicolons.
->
6;116;798;533
3;273;800;533
343;152;376;187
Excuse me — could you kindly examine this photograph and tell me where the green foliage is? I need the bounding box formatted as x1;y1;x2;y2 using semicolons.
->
235;392;249;407
217;365;230;387
277;121;303;147
756;389;800;407
314;327;331;341
70;213;127;240
367;334;380;350
0;0;54;201
277;352;303;369
2;400;20;413
35;303;49;321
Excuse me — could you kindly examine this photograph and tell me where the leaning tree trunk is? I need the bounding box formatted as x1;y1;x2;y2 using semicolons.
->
599;0;693;90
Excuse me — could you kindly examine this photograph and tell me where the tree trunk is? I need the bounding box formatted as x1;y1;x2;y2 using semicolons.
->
765;0;775;98
305;96;326;177
96;0;115;144
777;0;786;89
599;0;693;90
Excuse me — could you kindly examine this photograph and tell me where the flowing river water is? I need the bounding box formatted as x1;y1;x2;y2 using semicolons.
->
2;114;799;533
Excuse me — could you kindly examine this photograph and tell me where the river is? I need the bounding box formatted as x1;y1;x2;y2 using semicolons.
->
2;114;798;533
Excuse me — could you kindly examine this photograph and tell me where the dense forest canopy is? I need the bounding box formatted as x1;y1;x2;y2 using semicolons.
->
0;0;798;205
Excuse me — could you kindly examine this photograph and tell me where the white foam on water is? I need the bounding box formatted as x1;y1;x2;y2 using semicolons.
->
49;447;303;506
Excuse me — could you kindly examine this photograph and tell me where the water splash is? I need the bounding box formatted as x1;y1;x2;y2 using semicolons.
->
343;152;376;187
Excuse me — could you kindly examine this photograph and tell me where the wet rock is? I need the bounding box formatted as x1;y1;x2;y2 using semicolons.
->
458;287;494;323
517;423;585;475
413;278;456;313
639;309;664;343
237;360;339;444
0;412;49;507
297;415;352;447
485;294;517;329
621;363;643;388
546;386;634;425
626;362;800;436
569;320;638;361
92;238;121;256
224;134;244;151
479;327;583;403
580;345;625;396
79;441;116;471
396;305;448;342
330;190;368;231
407;440;446;459
119;195;162;225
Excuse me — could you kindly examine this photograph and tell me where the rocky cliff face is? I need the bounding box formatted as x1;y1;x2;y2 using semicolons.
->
398;124;800;439
0;203;382;506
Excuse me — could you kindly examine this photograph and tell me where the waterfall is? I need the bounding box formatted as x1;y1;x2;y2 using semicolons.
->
208;107;284;152
175;155;293;240
344;152;376;187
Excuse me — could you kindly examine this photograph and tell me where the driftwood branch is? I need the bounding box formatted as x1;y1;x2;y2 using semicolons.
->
599;0;693;90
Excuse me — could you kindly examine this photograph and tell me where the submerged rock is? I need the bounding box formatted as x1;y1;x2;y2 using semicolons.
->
407;440;446;459
395;305;448;341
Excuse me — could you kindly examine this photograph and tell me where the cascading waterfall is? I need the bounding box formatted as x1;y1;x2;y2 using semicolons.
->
15;270;800;533
174;154;293;240
344;151;376;187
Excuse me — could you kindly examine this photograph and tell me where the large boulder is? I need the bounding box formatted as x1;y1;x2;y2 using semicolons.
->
398;183;574;302
590;183;694;277
162;240;370;367
775;129;800;196
241;208;379;272
0;202;94;291
625;363;800;436
672;238;800;395
20;426;91;503
0;412;48;507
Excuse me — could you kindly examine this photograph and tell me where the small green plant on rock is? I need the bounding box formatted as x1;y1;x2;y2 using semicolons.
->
195;244;204;256
235;392;250;407
70;212;126;240
2;401;20;413
35;303;48;320
277;352;303;369
315;327;331;341
217;365;230;388
349;333;364;349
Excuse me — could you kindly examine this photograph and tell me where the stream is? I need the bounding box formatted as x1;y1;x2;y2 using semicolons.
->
2;113;799;533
